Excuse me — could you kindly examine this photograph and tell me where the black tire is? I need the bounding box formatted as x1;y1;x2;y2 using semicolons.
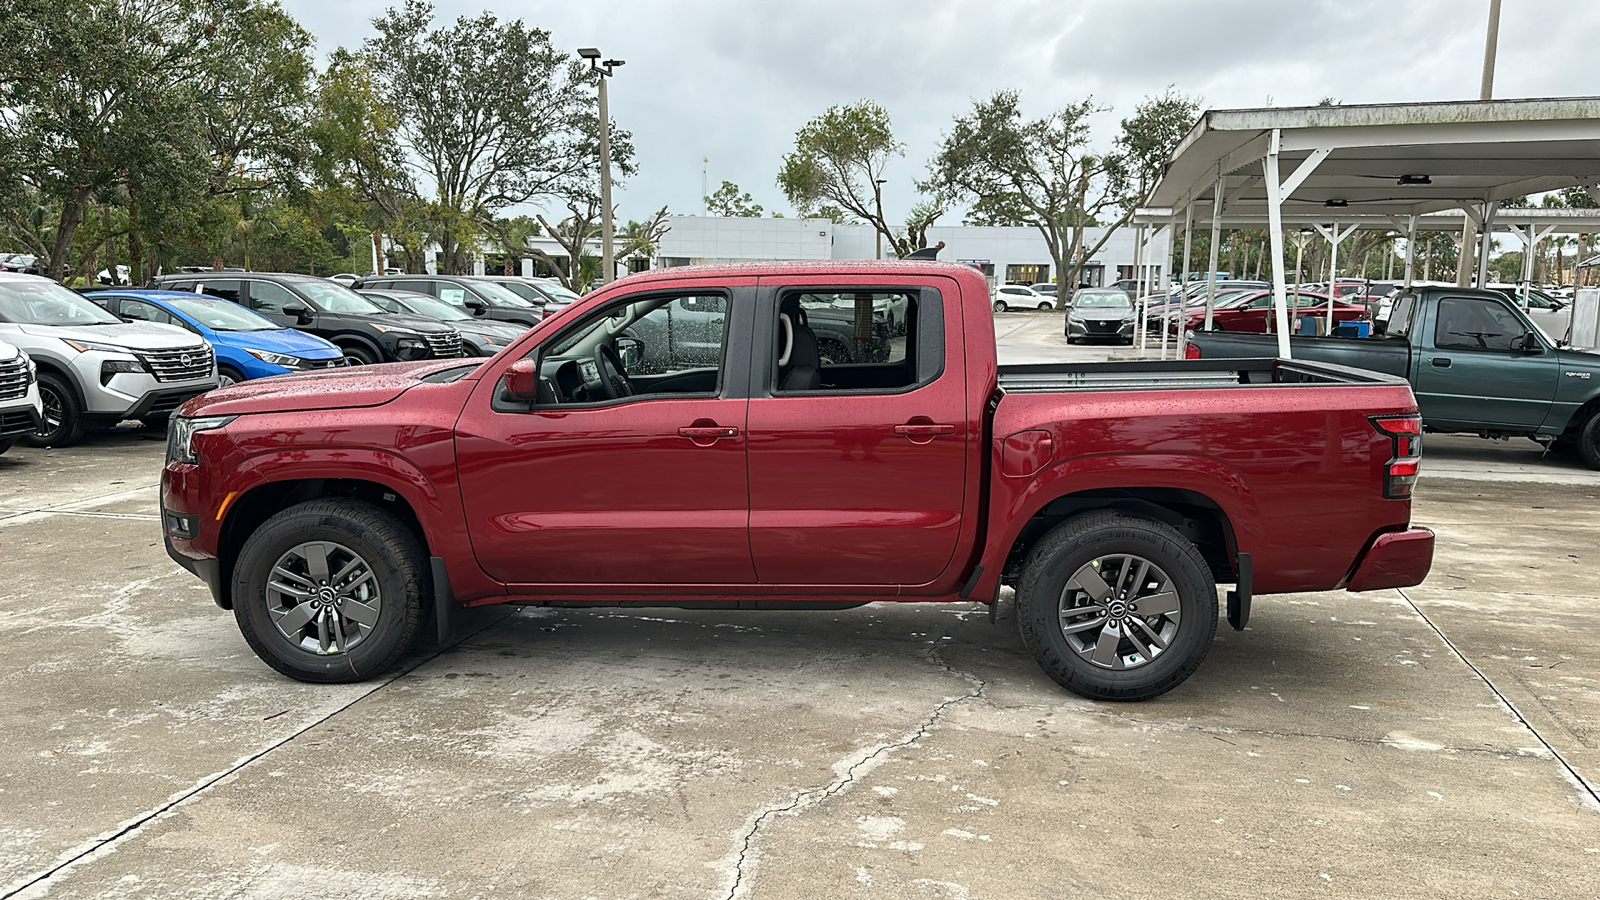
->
232;499;428;683
1016;511;1217;701
21;373;85;448
218;364;246;387
341;344;378;366
993;300;1009;313
0;438;11;456
1066;335;1077;345
817;339;850;366
1578;412;1600;470
1037;302;1052;311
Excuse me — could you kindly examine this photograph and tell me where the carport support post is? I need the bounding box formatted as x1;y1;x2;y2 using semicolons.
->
1403;214;1419;288
1161;210;1177;358
1134;224;1147;352
1205;176;1223;330
1263;130;1293;358
1475;200;1500;288
1312;221;1357;333
1177;203;1194;359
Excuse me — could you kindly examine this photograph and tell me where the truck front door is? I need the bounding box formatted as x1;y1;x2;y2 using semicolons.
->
456;283;758;585
1414;294;1559;429
745;279;968;586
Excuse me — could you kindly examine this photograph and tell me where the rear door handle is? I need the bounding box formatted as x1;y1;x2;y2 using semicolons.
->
678;425;740;443
1430;357;1452;368
894;423;957;442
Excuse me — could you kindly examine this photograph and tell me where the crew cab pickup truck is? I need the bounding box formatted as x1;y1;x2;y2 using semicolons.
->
161;262;1435;701
1189;286;1600;468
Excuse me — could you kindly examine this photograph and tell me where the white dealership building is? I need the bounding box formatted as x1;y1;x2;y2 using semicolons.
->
464;216;1169;289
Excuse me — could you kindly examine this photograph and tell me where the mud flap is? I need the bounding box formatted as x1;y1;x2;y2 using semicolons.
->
1226;551;1252;632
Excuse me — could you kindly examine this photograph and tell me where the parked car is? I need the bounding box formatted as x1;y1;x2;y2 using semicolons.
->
148;272;464;365
992;284;1052;312
354;275;543;328
161;261;1433;699
82;289;346;386
0;339;44;455
328;274;362;287
0;273;217;446
472;275;584;319
1484;283;1565;311
1066;288;1137;344
1190;285;1600;467
358;288;528;357
1183;290;1367;334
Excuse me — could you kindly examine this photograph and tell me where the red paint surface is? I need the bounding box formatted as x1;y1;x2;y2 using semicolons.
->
164;260;1431;612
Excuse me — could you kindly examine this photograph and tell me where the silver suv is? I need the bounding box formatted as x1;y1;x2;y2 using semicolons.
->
0;273;217;447
0;338;43;455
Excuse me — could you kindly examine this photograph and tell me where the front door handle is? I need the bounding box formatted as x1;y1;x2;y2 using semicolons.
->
1430;357;1452;368
894;423;957;444
678;424;740;445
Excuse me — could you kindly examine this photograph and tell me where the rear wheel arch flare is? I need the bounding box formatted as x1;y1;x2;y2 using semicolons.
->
1006;488;1241;584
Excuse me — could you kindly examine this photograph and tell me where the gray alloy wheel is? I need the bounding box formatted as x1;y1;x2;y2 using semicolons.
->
1057;554;1181;670
265;540;383;655
217;365;244;387
993;299;1009;312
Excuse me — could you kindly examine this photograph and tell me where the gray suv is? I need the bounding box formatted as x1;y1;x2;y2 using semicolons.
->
0;273;217;446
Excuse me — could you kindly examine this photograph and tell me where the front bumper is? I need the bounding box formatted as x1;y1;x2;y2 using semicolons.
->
0;383;44;438
1346;526;1435;592
162;461;227;608
1067;318;1135;340
87;367;218;419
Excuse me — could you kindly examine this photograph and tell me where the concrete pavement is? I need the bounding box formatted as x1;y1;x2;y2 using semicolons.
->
1;323;1596;899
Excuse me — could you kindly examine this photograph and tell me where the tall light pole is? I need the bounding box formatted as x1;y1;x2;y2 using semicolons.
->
578;48;623;285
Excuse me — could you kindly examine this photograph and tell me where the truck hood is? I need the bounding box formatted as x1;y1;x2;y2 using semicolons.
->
180;358;482;417
18;322;206;350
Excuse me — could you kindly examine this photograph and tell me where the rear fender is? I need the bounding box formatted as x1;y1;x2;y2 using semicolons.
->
967;453;1261;604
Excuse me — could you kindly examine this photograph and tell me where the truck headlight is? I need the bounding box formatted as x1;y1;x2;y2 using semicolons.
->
166;415;237;465
246;349;303;368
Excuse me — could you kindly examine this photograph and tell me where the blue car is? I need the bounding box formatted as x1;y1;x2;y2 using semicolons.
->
84;289;345;385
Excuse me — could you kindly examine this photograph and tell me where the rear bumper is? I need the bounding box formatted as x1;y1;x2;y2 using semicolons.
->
1346;526;1435;592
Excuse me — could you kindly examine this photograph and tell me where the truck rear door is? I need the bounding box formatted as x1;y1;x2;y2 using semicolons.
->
1412;293;1559;429
745;277;968;585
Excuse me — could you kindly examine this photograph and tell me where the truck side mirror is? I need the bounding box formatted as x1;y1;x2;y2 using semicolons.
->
503;358;539;400
615;336;645;370
464;297;488;315
1512;331;1543;354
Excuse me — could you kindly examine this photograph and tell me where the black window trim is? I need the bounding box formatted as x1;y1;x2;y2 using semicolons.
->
754;282;947;398
491;284;751;413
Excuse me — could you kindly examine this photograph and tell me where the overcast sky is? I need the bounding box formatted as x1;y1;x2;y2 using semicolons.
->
280;0;1600;222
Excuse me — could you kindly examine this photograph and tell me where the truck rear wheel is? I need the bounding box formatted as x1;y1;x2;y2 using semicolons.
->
1015;511;1217;701
232;499;428;683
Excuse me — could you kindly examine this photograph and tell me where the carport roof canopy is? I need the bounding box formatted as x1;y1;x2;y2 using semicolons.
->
1144;98;1600;358
1150;98;1600;220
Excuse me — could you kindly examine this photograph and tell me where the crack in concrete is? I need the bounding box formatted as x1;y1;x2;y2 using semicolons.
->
0;611;515;899
715;633;987;900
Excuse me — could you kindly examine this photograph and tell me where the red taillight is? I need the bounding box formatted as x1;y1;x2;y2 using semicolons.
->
1184;342;1201;359
1370;415;1422;499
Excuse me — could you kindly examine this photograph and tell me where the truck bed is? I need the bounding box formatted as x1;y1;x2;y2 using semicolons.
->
1185;331;1411;377
998;356;1409;393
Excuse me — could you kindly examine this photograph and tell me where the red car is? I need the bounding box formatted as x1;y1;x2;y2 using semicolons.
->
161;262;1432;700
1184;290;1368;333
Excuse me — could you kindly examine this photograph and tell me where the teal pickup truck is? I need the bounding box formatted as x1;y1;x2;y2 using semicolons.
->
1189;287;1600;468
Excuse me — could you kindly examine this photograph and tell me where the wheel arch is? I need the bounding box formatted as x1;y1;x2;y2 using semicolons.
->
215;477;431;610
1560;391;1600;436
998;487;1242;588
29;358;86;407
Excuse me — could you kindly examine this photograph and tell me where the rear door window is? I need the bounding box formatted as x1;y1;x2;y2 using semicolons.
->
197;280;242;304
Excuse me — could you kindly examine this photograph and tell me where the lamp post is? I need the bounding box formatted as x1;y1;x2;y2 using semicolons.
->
1293;227;1313;289
578;48;624;285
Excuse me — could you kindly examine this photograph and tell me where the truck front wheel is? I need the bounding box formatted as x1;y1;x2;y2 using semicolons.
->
1578;412;1600;470
1015;511;1218;701
232;499;428;683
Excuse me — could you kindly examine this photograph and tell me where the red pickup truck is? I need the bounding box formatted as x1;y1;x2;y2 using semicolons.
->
161;262;1434;700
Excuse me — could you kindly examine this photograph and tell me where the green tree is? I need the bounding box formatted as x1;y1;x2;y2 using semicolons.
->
705;181;763;217
364;0;633;274
777;100;924;257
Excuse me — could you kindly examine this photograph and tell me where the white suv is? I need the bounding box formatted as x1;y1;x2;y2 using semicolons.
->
0;339;43;455
0;273;217;447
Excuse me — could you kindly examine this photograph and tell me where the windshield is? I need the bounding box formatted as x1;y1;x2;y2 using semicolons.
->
535;281;581;303
468;280;537;308
165;294;278;331
1073;291;1131;309
293;280;386;315
0;280;123;325
398;294;472;321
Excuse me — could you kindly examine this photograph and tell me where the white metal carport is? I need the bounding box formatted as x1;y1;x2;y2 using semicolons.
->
1144;98;1600;358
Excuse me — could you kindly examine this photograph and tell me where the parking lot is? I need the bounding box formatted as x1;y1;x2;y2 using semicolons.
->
2;312;1597;899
